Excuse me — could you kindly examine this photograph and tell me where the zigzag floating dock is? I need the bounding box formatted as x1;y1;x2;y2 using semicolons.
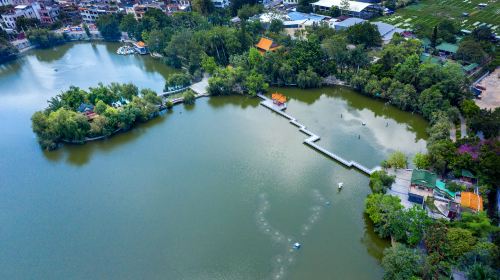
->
257;94;381;176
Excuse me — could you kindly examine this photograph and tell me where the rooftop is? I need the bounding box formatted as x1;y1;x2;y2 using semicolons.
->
460;192;483;211
310;0;374;12
255;37;280;52
287;11;327;22
411;169;437;189
436;42;459;53
334;17;366;28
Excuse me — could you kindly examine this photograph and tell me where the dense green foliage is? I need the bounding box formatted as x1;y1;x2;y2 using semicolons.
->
164;73;192;91
346;22;382;48
369;170;395;194
96;14;122;41
0;33;18;63
32;83;164;150
27;29;68;48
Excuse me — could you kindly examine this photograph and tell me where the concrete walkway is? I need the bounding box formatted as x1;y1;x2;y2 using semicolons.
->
190;76;209;95
258;94;381;175
459;114;467;139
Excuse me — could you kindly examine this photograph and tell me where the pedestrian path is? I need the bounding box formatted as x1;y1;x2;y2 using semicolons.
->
257;94;381;175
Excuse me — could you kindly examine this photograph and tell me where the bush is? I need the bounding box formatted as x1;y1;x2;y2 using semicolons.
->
183;90;196;105
387;151;408;169
369;170;395;194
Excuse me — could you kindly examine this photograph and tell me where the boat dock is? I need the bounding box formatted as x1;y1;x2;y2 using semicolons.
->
257;94;381;175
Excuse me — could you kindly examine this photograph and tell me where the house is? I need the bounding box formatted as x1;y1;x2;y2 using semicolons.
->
255;37;281;54
459;192;483;212
332;17;365;30
1;4;40;30
408;169;437;204
212;0;230;8
371;21;405;44
460;169;477;185
436;42;458;55
434;179;456;201
310;0;381;19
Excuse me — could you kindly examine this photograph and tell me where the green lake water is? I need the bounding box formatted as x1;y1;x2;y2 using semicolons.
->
0;42;428;279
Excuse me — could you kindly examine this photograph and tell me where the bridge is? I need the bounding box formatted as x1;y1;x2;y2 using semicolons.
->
258;94;381;175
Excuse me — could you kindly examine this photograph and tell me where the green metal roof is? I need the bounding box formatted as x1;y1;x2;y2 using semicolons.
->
436;179;456;198
462;63;479;72
420;53;441;64
436;42;459;53
411;169;437;189
461;169;476;178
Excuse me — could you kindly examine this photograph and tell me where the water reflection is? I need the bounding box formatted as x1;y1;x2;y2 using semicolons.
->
207;95;260;109
43;110;173;165
270;86;428;141
361;213;388;261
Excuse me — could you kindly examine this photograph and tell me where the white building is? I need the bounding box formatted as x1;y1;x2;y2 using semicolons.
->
1;4;39;29
283;0;298;5
310;0;381;19
80;5;120;23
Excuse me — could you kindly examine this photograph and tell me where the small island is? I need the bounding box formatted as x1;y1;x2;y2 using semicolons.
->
31;82;197;150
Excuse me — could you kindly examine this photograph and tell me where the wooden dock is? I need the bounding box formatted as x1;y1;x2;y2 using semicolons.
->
257;94;381;175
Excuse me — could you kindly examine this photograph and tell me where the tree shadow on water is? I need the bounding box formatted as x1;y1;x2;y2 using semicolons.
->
207;95;260;109
361;213;390;262
42;111;173;166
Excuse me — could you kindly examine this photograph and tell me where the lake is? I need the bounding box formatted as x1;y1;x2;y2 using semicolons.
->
0;42;428;279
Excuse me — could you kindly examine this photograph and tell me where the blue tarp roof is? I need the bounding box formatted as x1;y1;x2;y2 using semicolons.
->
287;12;327;22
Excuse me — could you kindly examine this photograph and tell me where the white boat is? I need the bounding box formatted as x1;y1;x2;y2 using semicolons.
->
338;182;343;189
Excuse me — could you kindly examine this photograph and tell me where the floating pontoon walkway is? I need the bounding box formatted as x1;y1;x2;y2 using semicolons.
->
257;94;381;175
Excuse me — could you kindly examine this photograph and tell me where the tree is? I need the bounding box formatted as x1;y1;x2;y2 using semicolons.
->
119;14;138;37
365;193;403;238
340;0;350;15
27;28;67;48
413;153;430;169
369;170;395;194
244;71;268;96
192;0;214;16
461;100;480;119
472;26;493;42
418;87;445;120
297;0;313;13
94;100;108;115
346;22;381;48
427;139;455;174
83;23;91;38
381;244;421;280
446;228;476;260
237;4;261;20
456;40;488;64
402;206;432;246
183;90;196;105
430;25;438;49
387;151;408;169
268;19;284;34
466;263;498;280
0;37;18;63
297;67;322;89
201;55;217;75
455;212;495;238
145;29;169;54
96;14;121;41
165;73;191;90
